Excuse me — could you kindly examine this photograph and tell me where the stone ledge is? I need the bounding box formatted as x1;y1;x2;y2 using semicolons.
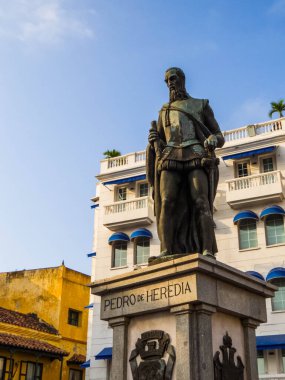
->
90;253;276;298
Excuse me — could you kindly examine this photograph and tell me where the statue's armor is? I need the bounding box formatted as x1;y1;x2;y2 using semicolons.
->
160;99;206;161
164;110;199;147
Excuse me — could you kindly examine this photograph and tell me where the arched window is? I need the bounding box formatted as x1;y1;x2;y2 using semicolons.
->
112;241;127;268
266;268;285;311
108;233;129;268
134;237;150;265
130;228;153;265
238;219;258;250
265;214;285;246
233;211;259;250
271;278;285;311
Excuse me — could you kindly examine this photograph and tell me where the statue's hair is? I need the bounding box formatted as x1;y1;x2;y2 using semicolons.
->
165;67;185;83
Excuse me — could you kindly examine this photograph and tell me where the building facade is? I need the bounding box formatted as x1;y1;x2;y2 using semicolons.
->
0;265;91;380
87;117;285;380
0;306;68;380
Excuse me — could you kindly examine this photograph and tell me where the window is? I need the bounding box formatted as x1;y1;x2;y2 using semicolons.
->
68;309;81;327
0;357;13;380
0;358;5;380
282;349;285;373
20;362;42;380
265;215;285;246
112;242;127;267
271;278;285;311
234;161;250;189
238;219;258;250
135;238;150;264
260;156;276;185
236;162;249;178
116;187;127;201
262;157;274;173
69;369;83;380
257;350;265;375
139;183;149;197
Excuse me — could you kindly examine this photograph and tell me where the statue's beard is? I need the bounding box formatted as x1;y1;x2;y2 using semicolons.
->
169;87;188;103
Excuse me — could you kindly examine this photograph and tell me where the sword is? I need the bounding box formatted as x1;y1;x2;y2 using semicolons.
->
150;120;162;160
205;144;219;219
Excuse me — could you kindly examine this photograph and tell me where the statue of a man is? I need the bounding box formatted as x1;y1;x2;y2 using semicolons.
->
146;67;224;259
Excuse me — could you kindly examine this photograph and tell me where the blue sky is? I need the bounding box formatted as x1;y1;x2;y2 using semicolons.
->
0;0;284;275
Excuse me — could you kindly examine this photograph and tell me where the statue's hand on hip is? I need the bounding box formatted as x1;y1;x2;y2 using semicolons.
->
204;135;218;151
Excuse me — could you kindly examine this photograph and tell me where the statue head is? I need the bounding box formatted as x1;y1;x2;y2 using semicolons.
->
165;67;189;102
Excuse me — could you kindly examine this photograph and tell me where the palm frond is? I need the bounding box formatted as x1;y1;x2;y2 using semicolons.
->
103;149;122;158
269;99;285;118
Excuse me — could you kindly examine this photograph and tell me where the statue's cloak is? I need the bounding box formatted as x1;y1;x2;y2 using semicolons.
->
146;98;224;254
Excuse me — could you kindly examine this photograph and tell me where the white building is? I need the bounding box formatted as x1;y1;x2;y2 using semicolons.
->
86;116;285;380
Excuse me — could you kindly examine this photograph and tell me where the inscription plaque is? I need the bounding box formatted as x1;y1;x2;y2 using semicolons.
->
100;276;195;319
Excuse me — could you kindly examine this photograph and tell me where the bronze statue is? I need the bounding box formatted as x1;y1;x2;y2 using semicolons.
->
146;67;224;259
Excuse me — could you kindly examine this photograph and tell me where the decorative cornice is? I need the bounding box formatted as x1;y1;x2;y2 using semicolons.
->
217;133;285;158
96;166;146;182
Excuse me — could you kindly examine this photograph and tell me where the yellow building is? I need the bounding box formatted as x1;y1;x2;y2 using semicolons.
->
0;265;91;380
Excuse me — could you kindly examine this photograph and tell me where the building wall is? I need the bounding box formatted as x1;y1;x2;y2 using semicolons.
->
0;267;63;328
0;349;57;380
0;266;90;380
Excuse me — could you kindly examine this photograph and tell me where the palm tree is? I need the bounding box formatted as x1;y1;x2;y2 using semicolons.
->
103;149;121;158
268;99;285;118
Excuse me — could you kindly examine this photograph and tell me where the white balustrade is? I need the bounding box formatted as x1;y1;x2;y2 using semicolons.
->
107;155;129;168
135;151;146;162
259;376;285;379
104;196;152;215
224;117;285;142
101;150;146;172
255;119;283;135
224;127;248;142
226;171;282;192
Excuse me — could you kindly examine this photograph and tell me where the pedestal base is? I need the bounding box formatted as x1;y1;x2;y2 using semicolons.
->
91;254;275;380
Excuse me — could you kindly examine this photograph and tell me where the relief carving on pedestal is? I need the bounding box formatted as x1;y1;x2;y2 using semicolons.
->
129;330;176;380
213;331;244;380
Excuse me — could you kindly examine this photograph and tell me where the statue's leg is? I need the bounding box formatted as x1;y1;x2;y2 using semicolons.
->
188;169;215;256
159;170;182;254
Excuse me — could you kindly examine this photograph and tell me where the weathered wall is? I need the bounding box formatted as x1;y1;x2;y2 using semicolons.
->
0;265;90;380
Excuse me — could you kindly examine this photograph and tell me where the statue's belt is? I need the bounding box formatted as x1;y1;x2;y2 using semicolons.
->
165;140;201;148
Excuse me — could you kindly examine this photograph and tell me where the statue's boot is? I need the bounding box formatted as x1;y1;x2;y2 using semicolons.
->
148;250;172;264
202;250;216;259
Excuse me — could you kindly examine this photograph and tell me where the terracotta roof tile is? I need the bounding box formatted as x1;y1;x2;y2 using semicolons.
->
0;332;68;357
67;354;86;364
0;307;58;335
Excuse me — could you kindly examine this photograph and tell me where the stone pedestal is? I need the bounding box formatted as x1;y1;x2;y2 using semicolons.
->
90;254;275;380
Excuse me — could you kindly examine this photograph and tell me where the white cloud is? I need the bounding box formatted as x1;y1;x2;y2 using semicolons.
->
0;0;94;45
224;98;269;131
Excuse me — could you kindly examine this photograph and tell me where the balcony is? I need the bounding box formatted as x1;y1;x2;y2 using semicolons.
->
226;171;285;209
259;376;285;379
103;196;154;231
223;117;285;144
100;151;146;174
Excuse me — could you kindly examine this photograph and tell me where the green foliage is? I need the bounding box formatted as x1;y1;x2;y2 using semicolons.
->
268;99;285;118
103;149;121;158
